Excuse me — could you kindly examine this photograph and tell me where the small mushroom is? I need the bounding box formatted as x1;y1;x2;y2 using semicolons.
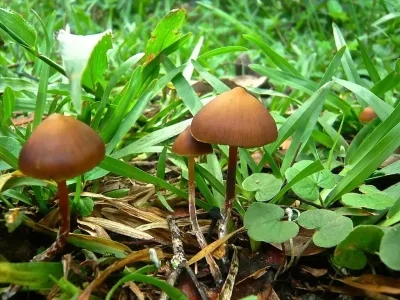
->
18;113;105;261
172;126;222;284
359;106;377;122
191;87;278;239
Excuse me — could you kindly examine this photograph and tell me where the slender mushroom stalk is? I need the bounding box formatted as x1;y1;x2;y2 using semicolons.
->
18;113;105;261
220;146;238;238
191;87;278;241
172;126;222;285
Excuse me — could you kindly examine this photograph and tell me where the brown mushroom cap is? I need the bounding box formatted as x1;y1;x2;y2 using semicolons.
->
191;87;278;148
359;106;377;122
19;114;105;181
172;126;213;156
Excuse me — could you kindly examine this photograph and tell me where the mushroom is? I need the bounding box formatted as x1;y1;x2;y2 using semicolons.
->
359;106;377;122
172;126;222;284
191;87;278;239
18;113;105;261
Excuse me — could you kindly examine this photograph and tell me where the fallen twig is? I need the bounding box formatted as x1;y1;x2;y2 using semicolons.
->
160;216;208;300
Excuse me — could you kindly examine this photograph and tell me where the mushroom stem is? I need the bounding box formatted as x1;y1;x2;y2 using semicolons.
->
32;180;70;262
187;157;222;284
219;146;238;239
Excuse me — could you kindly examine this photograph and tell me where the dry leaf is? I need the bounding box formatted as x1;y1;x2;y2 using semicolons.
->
188;227;245;265
82;217;154;240
299;265;328;277
339;274;400;295
77;219;111;239
231;75;267;88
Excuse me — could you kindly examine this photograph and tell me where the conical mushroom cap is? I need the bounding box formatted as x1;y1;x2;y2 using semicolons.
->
19;114;105;181
172;126;213;156
191;87;278;148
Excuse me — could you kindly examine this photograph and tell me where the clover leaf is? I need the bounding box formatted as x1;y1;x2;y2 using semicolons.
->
244;203;299;243
285;160;335;201
333;225;385;270
379;224;400;271
342;184;395;210
242;173;282;201
297;209;353;248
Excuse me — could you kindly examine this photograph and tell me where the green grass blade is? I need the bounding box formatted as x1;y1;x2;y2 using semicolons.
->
182;36;203;80
32;11;54;129
333;77;393;119
206;153;224;205
0;8;37;49
259;82;331;172
112;119;191;159
332;23;363;86
100;66;143;142
250;64;352;115
195;164;225;198
346;105;399;167
100;156;187;199
198;2;263;41
106;273;188;300
0;144;18;170
318;46;346;87
92;53;144;129
325;104;400;205
356;37;381;84
243;34;300;75
106;79;157;154
191;59;231;93
195;171;220;207
197;46;248;62
162;57;203;115
0;262;62;289
370;69;400;98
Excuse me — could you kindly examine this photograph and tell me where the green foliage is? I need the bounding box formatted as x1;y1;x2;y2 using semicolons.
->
297;209;353;247
342;185;396;210
77;197;95;217
0;262;63;288
285;160;336;202
242;173;282;201
0;8;37;48
244;203;299;243
379;224;400;271
334;225;385;270
106;273;188;300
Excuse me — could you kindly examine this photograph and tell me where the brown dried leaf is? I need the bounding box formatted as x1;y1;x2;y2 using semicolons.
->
188;227;245;265
280;138;292;151
299;265;328;277
325;284;398;299
38;208;61;228
77;219;111;239
135;222;169;231
126;282;145;300
12;113;36;126
339;274;400;295
103;200;165;223
82;217;154;240
231;75;267;88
